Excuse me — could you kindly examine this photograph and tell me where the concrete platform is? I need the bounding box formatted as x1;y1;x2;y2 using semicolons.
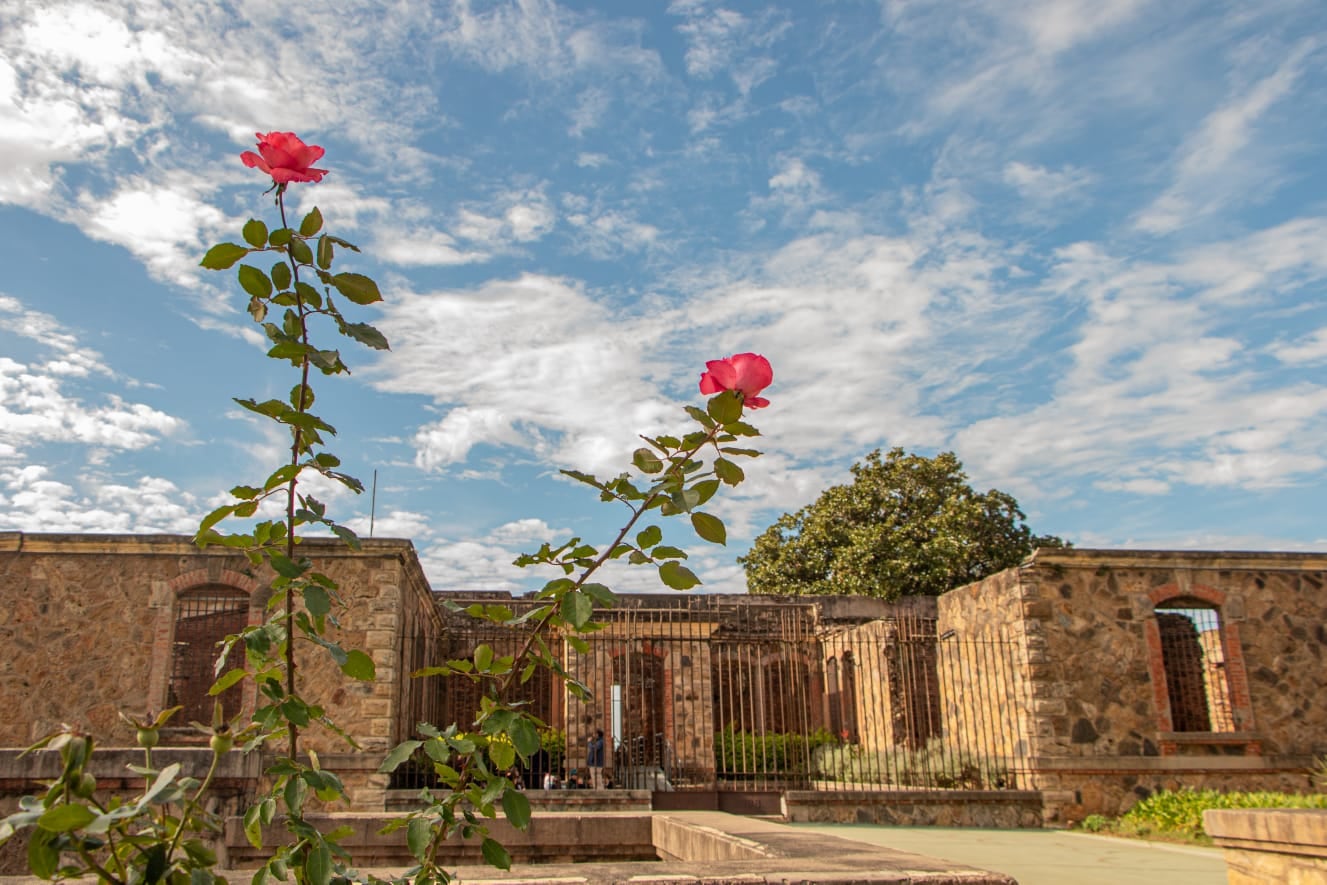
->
359;813;1018;884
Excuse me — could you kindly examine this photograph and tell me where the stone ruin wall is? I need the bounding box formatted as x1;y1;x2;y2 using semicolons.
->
0;533;431;810
935;566;1035;765
1003;549;1327;822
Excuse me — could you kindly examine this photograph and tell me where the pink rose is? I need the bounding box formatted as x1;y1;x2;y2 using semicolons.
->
698;352;773;408
240;132;328;184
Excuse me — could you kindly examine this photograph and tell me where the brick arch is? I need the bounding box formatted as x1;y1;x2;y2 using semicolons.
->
1146;582;1226;608
1142;582;1255;749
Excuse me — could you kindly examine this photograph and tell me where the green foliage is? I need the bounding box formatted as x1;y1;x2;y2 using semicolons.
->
741;448;1066;599
811;738;1011;789
1078;814;1110;832
714;727;839;776
1116;789;1327;841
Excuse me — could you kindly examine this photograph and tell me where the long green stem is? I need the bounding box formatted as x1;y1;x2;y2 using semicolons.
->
423;421;727;872
167;748;224;862
276;188;311;762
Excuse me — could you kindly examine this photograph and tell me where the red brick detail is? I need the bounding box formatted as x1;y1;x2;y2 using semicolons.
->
1144;582;1258;748
168;569;261;595
1146;582;1226;607
160;569;264;721
1143;618;1175;733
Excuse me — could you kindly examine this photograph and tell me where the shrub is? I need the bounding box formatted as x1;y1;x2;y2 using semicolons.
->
811;738;1013;789
1119;789;1327;841
714;727;838;775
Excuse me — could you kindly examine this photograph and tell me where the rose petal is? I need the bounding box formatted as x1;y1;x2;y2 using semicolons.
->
743;396;770;409
730;353;773;395
699;371;723;394
703;358;737;390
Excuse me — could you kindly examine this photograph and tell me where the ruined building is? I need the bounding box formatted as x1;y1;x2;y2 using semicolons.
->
2;532;1324;823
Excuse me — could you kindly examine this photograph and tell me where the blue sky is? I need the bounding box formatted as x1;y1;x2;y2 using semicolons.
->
1;0;1325;594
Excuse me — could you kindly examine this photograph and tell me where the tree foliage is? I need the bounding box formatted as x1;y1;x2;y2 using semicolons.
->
741;448;1066;599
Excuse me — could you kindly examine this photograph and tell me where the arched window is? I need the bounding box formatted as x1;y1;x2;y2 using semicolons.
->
168;586;249;725
1155;602;1234;733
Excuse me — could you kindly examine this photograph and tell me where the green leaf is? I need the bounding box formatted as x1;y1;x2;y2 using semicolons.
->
289;237;314;265
304;585;331;617
317;235;334;269
560;469;604;490
243;219;269;248
636;525;662;548
502;786;532;829
37;803;95;832
632;447;664;474
300;207;324;237
652;546;687;559
238;264;273;299
272;261;292;291
684;405;716;428
561;590;593;629
707;391;743;424
475;643;494;672
209;667;247;695
243;804;263;849
268;551;309;578
306;836;333;885
692;478;721;506
582;582;616;605
691;511;727;545
509;716;540;757
331;272;382;305
378;739;423;773
726;421;760;437
659;560;701;590
489;739;515;771
28;827;58;878
201;242;249;270
720;446;761;457
342;321;390;350
341;649;375;681
714;457;745;486
482;837;512;870
407;817;431;861
269;227;293;247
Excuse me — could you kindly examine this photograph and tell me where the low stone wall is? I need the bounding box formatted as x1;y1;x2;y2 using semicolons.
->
1205;808;1327;884
1031;755;1315;823
782;789;1044;827
385;787;651;813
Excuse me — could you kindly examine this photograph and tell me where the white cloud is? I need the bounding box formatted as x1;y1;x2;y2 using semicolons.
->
0;466;200;533
373;228;490;267
1135;41;1316;235
1002;161;1093;203
1271;328;1327;365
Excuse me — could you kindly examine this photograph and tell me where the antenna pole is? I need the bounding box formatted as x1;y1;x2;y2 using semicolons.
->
370;469;378;538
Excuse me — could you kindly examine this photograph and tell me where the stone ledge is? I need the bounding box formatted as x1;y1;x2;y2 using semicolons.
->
1205;808;1327;885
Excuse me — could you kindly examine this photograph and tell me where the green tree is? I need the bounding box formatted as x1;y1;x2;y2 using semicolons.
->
741;448;1066;599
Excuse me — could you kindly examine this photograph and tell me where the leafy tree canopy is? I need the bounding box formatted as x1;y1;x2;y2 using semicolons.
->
741;448;1066;599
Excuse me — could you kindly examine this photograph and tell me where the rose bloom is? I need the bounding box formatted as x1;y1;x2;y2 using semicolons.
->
698;353;773;408
240;132;328;184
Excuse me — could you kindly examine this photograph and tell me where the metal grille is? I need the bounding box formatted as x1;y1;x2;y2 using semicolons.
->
427;595;1031;793
168;587;249;725
1157;606;1234;733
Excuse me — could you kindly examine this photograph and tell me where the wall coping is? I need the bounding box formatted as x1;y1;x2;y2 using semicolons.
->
1024;547;1327;571
1205;808;1327;858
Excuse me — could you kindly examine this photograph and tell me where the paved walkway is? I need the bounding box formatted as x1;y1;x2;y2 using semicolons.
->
788;825;1228;885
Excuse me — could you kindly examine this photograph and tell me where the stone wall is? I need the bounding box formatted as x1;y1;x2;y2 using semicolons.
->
0;532;432;810
937;548;1327;821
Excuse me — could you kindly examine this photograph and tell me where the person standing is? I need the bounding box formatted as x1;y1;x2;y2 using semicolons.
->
586;728;605;789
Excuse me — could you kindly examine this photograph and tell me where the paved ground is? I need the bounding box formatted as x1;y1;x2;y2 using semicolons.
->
788;824;1228;885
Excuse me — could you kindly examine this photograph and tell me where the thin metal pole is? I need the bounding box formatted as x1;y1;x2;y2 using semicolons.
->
370;469;378;538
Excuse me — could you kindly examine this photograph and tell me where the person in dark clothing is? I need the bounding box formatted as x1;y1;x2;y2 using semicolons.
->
586;728;605;789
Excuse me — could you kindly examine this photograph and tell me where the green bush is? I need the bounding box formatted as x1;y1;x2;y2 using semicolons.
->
1119;789;1327;841
1078;814;1110;833
812;738;1012;789
714;726;838;775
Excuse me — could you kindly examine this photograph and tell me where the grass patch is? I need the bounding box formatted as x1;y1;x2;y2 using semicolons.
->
1075;789;1327;844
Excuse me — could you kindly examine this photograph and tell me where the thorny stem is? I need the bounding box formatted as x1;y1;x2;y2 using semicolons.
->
167;747;224;862
276;187;310;762
421;421;729;872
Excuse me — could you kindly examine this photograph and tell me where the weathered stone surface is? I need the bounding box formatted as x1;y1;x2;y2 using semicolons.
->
1206;808;1327;885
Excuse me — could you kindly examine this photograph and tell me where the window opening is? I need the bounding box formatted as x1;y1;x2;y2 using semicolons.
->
169;587;248;725
1156;604;1234;732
